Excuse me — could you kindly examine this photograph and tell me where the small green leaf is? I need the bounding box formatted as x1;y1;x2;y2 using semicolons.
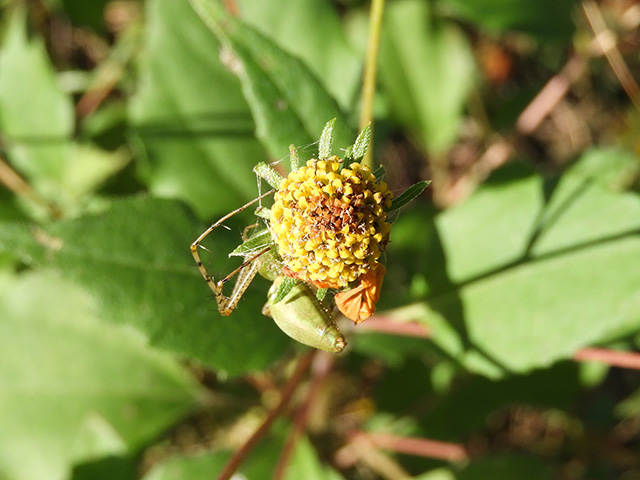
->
272;276;300;304
141;452;230;480
229;229;274;257
347;123;371;163
255;207;272;220
318;118;336;160
372;165;386;181
254;162;284;189
445;0;576;42
316;288;328;302
388;180;430;212
289;144;300;171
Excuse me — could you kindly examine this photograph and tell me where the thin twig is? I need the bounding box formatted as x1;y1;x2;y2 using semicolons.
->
76;24;142;119
359;314;640;373
272;352;334;480
349;431;469;462
516;54;587;135
355;316;431;338
582;0;640;111
216;351;315;480
0;154;60;218
334;437;413;480
573;348;640;370
359;0;386;169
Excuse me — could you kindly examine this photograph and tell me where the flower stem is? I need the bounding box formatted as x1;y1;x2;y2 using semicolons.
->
359;0;386;169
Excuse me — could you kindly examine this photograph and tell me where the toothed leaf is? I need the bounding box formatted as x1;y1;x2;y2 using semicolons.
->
318;118;336;159
372;165;386;181
289;144;300;171
254;207;271;220
347;124;371;163
230;229;274;257
388;180;430;212
254;162;283;189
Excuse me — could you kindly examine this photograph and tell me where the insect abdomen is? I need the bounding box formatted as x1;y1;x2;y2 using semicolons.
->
267;278;346;353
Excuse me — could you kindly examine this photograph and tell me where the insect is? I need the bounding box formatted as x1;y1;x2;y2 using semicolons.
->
191;120;428;352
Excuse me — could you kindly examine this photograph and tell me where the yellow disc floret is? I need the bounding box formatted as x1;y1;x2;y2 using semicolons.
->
270;156;393;289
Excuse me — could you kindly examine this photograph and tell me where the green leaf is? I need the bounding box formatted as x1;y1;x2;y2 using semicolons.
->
346;123;371;164
318;118;336;160
142;452;230;480
415;455;551;480
230;229;274;257
379;0;475;154
0;7;74;204
285;436;345;480
443;0;576;42
0;197;290;376
0;272;203;480
414;468;455;480
616;385;640;419
237;0;361;111
372;164;386;181
254;162;284;189
457;455;551;480
386;150;640;378
188;0;354;160
388;180;431;212
71;455;138;480
421;363;580;439
129;0;266;219
273;276;300;304
60;0;110;31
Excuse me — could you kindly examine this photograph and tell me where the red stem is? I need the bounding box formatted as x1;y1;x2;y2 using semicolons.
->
272;353;334;480
350;431;469;462
356;316;431;338
216;351;315;480
573;347;640;370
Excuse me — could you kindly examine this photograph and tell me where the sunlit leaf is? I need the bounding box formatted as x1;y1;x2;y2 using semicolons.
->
188;0;354;159
0;272;203;480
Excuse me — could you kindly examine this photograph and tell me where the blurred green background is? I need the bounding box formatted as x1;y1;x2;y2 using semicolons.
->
0;0;639;479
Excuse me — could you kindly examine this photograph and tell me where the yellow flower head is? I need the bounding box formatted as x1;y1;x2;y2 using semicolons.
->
270;156;393;289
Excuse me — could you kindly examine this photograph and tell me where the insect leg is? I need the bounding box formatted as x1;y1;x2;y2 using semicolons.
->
190;190;273;315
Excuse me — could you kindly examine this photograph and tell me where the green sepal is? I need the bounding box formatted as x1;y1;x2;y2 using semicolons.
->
345;123;371;164
272;276;301;304
289;144;300;171
315;288;328;302
229;229;274;257
318;118;336;160
388;180;431;212
254;207;271;220
254;162;283;189
372;165;386;181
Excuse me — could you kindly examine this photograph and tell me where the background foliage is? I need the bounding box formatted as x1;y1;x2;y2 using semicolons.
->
0;0;639;479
